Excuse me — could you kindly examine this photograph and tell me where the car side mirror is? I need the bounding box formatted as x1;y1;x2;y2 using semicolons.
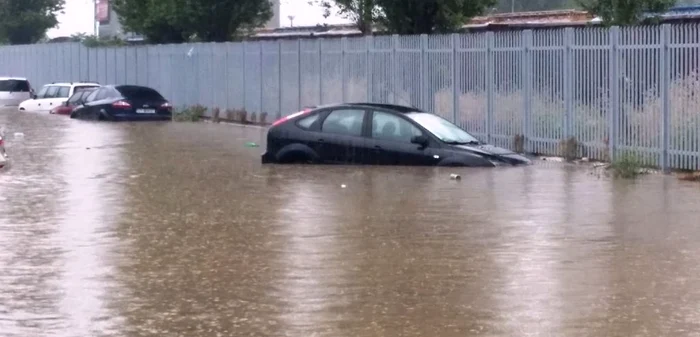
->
411;135;429;147
32;94;37;99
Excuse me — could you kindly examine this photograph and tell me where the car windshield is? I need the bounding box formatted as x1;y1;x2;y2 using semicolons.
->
405;112;481;144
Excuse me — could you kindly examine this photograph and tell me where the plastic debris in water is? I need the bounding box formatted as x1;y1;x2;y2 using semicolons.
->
244;142;259;147
341;184;347;188
450;174;461;180
14;132;24;139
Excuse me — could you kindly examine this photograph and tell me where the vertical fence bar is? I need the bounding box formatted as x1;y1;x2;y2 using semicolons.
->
366;35;372;102
660;24;670;173
522;30;533;153
297;39;302;110
420;34;428;108
451;33;459;124
242;41;247;111
278;40;283;118
486;31;494;144
341;37;347;102
391;35;398;104
260;42;264;114
319;38;323;105
564;28;573;140
609;27;620;162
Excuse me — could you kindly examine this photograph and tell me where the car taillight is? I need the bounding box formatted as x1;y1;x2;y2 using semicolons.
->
160;102;172;110
0;137;4;147
112;100;131;109
271;108;312;127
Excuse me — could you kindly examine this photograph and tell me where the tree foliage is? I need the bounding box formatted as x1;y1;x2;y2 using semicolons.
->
576;0;676;25
112;0;273;43
309;0;380;34
314;0;496;35
0;0;65;45
377;0;497;34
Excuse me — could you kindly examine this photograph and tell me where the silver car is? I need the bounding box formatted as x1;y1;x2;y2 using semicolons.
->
0;77;33;107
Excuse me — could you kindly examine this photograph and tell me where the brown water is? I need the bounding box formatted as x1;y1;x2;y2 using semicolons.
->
2;109;700;337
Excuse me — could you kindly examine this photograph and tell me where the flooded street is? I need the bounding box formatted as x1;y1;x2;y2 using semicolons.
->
3;109;700;336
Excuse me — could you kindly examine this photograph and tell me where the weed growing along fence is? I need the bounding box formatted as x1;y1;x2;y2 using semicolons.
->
1;24;699;170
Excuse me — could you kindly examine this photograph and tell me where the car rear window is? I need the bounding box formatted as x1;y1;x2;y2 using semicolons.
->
0;80;30;92
116;86;165;101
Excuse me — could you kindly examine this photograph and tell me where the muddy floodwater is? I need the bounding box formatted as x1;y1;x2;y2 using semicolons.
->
2;109;700;337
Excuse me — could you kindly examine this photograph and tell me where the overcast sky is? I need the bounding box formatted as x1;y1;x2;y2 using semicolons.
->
47;0;350;38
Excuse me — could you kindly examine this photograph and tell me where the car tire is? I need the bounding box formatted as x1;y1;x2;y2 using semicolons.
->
279;151;314;164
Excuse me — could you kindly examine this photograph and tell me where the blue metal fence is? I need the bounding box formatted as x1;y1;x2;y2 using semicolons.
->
1;24;699;170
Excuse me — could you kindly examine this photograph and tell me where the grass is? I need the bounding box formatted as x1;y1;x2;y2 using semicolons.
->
609;152;644;179
172;105;207;122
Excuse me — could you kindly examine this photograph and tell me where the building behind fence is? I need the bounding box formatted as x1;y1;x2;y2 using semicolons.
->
1;24;699;171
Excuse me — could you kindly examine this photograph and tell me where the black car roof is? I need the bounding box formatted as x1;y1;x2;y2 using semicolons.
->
309;102;424;113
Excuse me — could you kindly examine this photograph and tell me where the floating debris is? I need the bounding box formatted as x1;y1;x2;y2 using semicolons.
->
244;142;259;147
450;174;461;180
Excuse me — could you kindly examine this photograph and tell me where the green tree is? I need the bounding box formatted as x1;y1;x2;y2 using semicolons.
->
112;0;190;44
576;0;676;25
376;0;497;34
309;0;379;34
0;0;65;45
183;0;273;41
113;0;272;43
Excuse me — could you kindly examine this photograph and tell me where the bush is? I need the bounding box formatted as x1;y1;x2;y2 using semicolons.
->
173;105;207;122
610;153;643;179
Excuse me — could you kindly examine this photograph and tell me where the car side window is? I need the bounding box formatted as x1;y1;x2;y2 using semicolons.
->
371;111;423;143
85;89;100;102
296;113;320;129
35;86;49;99
45;86;59;98
68;91;85;104
321;109;365;137
57;86;70;98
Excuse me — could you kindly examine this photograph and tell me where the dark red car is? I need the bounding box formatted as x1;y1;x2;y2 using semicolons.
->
50;88;97;115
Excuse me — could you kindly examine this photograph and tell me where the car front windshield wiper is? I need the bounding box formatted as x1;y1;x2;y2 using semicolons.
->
443;140;481;145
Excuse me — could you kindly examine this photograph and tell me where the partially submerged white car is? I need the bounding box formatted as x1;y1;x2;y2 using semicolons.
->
0;77;33;107
19;82;100;113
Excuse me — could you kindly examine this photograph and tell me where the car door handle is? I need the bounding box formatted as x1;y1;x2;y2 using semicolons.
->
318;138;324;142
374;145;382;149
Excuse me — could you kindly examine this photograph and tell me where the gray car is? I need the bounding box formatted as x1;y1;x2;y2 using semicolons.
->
0;77;33;107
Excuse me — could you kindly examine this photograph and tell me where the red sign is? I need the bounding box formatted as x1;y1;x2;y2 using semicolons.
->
95;0;110;24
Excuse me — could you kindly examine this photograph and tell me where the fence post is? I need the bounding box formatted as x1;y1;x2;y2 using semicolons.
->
318;38;323;105
451;33;459;124
278;40;283;118
242;41;247;112
366;35;373;102
522;30;533;153
486;31;494;144
564;27;574;141
392;35;398;104
297;39;302;110
259;42;264;115
341;37;347;102
608;27;619;163
660;24;671;173
420;34;428;109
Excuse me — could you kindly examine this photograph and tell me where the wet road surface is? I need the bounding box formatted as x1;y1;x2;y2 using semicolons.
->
2;109;700;336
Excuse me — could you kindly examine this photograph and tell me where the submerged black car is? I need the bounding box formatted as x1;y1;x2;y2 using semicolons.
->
70;85;172;121
261;103;531;167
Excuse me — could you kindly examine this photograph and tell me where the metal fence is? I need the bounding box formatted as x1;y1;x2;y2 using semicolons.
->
1;24;699;170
